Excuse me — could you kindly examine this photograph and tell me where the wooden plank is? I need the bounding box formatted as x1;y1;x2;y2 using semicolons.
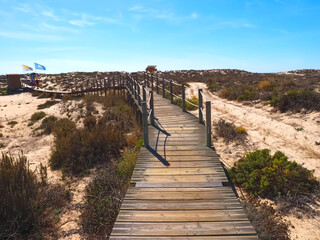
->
120;199;242;210
117;209;249;222
134;182;224;188
133;168;225;175
110;236;259;240
111;221;256;236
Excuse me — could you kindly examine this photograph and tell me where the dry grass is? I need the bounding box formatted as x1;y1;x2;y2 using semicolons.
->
0;153;69;239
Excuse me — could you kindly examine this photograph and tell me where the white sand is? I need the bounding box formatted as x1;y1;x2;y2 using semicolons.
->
0;92;101;239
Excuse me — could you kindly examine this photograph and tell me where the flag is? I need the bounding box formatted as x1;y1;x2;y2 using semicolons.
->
34;62;46;70
23;65;33;71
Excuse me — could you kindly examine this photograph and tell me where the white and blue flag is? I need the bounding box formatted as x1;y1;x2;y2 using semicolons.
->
34;62;46;70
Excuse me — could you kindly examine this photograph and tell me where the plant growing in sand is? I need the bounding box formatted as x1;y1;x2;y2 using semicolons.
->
0;153;69;239
228;149;319;198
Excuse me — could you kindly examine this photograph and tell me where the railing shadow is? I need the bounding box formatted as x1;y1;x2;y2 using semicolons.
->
145;117;171;166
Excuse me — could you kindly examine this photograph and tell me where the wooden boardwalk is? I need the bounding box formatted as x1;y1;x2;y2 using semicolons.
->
110;93;257;239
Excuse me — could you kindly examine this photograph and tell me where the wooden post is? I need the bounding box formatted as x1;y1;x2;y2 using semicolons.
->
198;89;203;123
162;76;165;98
104;78;107;96
144;72;147;86
206;101;211;147
143;85;146;102
138;83;141;106
99;78;102;96
134;80;138;100
150;90;154;126
170;80;173;104
182;84;186;112
142;101;149;147
151;74;154;90
156;73;159;94
113;74;115;95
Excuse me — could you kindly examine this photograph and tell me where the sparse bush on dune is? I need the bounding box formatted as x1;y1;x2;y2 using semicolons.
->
0;153;69;239
173;96;199;111
242;197;290;240
228;149;319;198
81;142;141;239
50;96;136;175
270;89;320;112
215;119;247;142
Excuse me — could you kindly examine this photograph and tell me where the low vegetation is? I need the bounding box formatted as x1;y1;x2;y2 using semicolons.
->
81;142;142;238
270;89;320;112
49;95;137;176
215;119;247;142
37;100;59;110
228;149;319;198
242;198;290;240
0;153;69;239
29;111;46;126
7;120;18;126
173;96;199;111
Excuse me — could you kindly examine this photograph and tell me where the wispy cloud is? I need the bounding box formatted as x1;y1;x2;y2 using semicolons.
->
128;5;198;23
0;31;64;41
191;12;198;19
273;0;289;5
41;10;62;21
219;20;255;28
69;13;118;27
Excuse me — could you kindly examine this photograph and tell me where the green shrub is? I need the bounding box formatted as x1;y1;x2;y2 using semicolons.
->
37;100;59;110
81;146;140;238
270;89;320;112
7;121;18;126
30;111;46;125
207;80;222;92
228;149;319;198
50;117;125;175
81;166;126;238
173;96;199;111
215;119;247;142
37;116;57;134
0;154;69;239
83;115;96;129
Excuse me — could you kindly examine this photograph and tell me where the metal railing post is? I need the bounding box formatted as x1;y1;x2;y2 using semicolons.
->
150;90;154;125
198;89;203;123
182;84;186;112
142;101;149;147
206;101;212;147
170;80;173;104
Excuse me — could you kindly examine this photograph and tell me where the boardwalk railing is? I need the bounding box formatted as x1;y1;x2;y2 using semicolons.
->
126;72;212;147
22;71;212;147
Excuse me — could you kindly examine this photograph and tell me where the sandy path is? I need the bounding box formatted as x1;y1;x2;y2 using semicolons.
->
186;82;320;240
187;82;320;176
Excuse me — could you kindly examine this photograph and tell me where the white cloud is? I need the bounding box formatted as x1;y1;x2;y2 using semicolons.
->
191;12;198;19
69;17;95;27
41;10;62;21
129;5;144;11
219;20;255;28
0;31;64;41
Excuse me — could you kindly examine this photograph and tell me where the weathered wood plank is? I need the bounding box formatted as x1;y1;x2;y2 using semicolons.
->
111;221;256;236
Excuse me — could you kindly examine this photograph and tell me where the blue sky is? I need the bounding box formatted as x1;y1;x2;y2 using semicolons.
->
0;0;319;74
